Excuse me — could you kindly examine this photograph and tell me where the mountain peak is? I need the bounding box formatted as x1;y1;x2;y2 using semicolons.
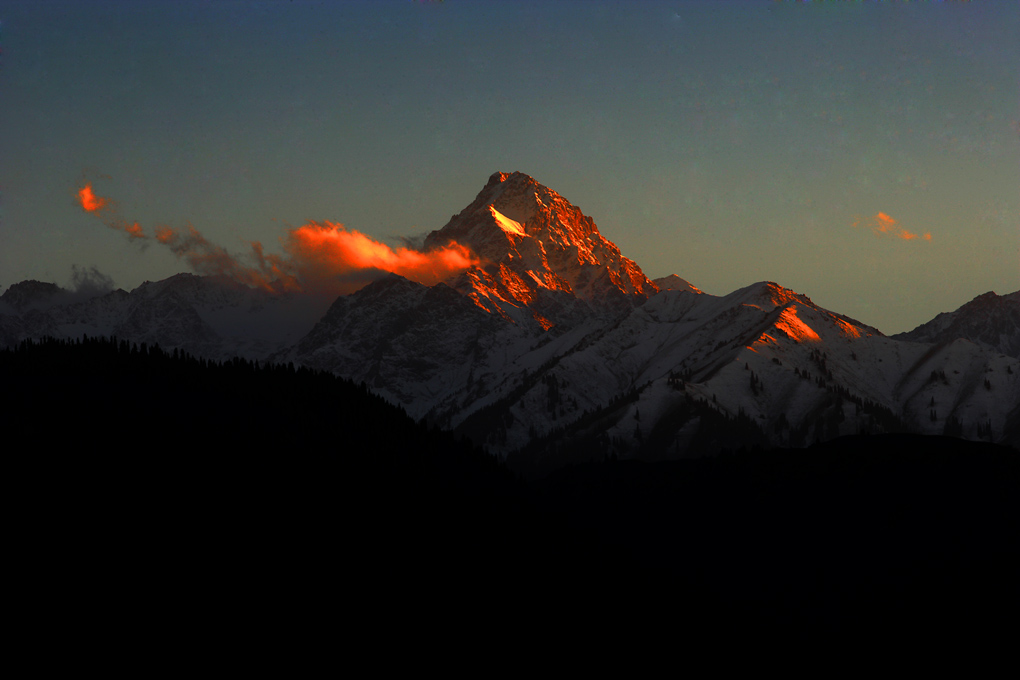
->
654;275;702;295
0;280;66;312
894;287;1020;357
430;171;598;252
424;172;657;326
484;170;533;190
471;171;567;228
728;281;814;311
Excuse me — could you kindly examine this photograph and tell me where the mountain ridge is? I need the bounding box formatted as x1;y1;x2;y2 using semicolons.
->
893;290;1020;358
3;171;1018;463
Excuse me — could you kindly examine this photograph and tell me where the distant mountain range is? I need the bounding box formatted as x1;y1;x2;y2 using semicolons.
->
4;171;1019;465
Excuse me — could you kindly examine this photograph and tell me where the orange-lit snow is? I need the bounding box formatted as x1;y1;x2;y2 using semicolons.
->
774;306;821;343
833;316;862;339
489;206;526;236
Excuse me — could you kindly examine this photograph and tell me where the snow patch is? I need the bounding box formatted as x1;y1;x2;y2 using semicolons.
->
775;306;821;343
489;206;526;236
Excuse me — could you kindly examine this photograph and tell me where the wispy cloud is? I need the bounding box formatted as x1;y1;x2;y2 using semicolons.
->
78;181;480;296
853;212;932;242
78;183;147;242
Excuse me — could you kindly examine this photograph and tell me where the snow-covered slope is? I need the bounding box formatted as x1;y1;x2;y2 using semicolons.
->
273;274;532;418
475;280;1020;463
273;271;615;426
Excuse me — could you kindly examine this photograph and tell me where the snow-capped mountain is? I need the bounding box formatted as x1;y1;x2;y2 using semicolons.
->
423;171;657;329
893;290;1020;359
500;280;1020;473
277;173;1019;458
3;171;1018;464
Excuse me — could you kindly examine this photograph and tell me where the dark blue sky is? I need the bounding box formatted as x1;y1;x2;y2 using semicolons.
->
1;0;1017;333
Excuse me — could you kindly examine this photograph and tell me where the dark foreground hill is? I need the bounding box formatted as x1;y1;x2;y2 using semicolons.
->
4;336;1017;649
539;435;1018;642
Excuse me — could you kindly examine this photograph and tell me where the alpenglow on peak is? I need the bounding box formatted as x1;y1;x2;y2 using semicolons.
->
423;171;658;326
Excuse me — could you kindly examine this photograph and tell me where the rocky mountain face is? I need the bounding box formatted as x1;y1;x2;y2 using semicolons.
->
893;291;1020;359
3;171;1018;466
424;171;657;329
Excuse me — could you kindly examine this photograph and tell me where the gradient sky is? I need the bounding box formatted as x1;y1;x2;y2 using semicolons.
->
1;0;1017;334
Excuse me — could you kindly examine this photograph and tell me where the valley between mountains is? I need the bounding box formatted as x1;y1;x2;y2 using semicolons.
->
3;172;1019;469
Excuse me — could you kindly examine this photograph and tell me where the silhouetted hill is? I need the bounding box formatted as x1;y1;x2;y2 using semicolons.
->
538;434;1018;642
3;336;602;634
5;337;1016;647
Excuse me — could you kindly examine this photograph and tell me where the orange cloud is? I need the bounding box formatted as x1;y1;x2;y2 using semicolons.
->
853;212;932;243
123;222;146;240
77;183;147;241
281;221;479;291
78;180;479;296
78;184;107;212
874;212;897;234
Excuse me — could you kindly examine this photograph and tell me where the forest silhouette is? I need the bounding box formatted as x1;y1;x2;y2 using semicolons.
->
4;336;1017;645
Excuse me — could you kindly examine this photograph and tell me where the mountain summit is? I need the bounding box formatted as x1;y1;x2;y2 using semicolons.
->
424;171;657;328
